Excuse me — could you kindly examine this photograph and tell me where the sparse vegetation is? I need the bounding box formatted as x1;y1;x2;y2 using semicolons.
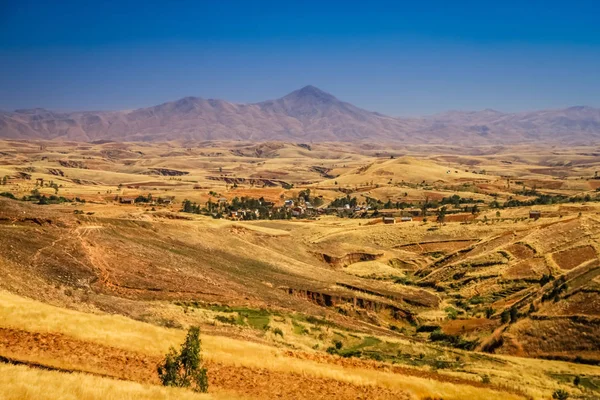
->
157;326;208;393
1;140;600;400
552;389;569;400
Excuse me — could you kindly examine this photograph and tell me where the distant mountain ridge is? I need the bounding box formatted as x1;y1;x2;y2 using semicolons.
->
1;85;599;144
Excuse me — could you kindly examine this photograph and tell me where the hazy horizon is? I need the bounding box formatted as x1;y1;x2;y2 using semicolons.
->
1;84;598;118
1;1;599;115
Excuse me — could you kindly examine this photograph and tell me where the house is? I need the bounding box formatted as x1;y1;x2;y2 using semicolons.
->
292;207;304;217
284;200;294;208
119;197;135;204
218;197;228;206
529;210;542;220
400;216;413;222
382;216;396;224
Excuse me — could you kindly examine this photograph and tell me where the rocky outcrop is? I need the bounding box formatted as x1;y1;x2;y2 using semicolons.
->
310;166;334;179
283;287;416;322
58;160;88;169
47;168;65;177
207;176;290;188
143;168;189;176
321;252;383;268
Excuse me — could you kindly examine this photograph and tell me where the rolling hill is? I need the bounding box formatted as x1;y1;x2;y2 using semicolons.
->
1;86;599;144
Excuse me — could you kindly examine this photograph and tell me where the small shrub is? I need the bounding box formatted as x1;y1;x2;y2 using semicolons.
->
157;326;208;393
0;192;16;199
444;306;458;320
273;327;284;337
214;315;237;325
552;389;569;400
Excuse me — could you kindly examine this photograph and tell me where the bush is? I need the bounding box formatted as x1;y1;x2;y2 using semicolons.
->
0;192;16;199
215;315;237;325
157;326;208;393
273;327;284;337
552;389;569;400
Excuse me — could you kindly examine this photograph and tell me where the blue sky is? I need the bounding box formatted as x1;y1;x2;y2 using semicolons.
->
1;0;599;115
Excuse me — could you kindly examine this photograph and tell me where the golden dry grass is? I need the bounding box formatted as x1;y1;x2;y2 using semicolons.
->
0;363;225;400
0;290;528;400
2;140;600;400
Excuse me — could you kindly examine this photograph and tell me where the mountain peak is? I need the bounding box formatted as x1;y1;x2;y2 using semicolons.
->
284;85;337;103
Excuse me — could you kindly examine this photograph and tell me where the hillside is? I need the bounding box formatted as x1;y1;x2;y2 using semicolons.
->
1;86;599;144
1;140;600;399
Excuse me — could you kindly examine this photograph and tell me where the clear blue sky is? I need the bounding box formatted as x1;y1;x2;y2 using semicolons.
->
1;0;599;115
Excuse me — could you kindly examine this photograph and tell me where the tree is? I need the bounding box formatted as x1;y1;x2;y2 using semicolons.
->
500;309;510;324
157;326;208;393
436;206;447;225
421;196;429;217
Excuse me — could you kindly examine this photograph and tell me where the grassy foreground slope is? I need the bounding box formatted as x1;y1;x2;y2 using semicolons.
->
0;291;520;400
2;290;599;400
0;363;218;400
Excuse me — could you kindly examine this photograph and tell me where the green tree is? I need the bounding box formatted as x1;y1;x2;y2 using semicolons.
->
500;309;510;324
421;196;429;217
157;326;208;393
436;206;447;224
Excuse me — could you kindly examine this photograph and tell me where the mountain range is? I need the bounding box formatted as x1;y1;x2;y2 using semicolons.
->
1;85;600;144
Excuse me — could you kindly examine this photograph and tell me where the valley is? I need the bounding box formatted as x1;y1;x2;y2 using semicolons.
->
1;139;600;399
